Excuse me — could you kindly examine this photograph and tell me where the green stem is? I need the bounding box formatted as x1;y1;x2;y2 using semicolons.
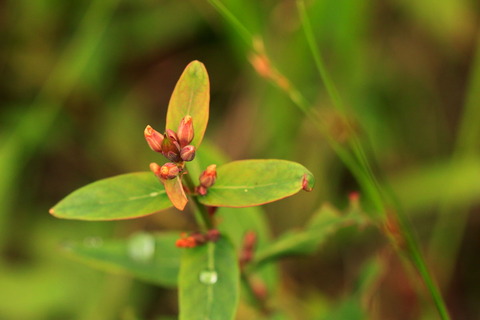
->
207;0;253;46
183;170;214;230
296;1;450;318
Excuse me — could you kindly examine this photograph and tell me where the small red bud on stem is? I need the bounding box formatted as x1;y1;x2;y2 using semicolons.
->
177;115;194;148
144;125;164;153
161;133;181;162
180;145;196;162
159;163;180;180
240;231;257;268
150;162;162;176
199;164;217;188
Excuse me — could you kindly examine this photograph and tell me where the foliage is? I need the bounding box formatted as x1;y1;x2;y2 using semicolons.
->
1;0;479;319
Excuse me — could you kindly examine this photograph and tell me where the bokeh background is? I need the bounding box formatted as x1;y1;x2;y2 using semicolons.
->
1;0;480;319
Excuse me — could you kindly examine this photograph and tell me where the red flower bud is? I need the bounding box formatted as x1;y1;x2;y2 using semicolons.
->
190;232;207;245
149;162;162;176
177;115;194;148
176;236;197;248
165;129;179;142
161;133;181;162
206;229;221;242
196;185;207;196
159;162;179;180
144;125;164;153
180;145;196;162
199;164;217;188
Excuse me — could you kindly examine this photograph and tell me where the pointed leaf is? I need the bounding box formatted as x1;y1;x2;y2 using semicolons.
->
179;237;239;320
198;160;315;207
63;232;181;287
50;172;172;220
166;61;209;148
164;176;188;210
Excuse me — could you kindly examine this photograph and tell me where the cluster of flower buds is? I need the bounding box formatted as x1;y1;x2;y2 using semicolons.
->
196;164;217;196
144;115;196;163
145;116;196;180
175;229;221;248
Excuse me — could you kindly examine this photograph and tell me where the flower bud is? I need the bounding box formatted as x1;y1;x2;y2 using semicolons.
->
199;164;217;188
180;145;196;162
196;185;207;196
161;133;181;162
159;162;179;180
144;125;164;153
206;229;220;242
177;115;194;148
149;162;162;176
165;129;179;142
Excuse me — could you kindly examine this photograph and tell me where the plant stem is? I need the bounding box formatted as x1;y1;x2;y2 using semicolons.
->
296;1;450;318
182;170;214;230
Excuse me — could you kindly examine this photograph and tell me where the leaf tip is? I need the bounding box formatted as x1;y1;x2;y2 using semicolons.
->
302;173;315;192
49;207;55;215
185;60;207;79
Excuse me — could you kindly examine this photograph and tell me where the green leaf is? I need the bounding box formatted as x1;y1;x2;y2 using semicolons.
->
254;204;360;266
166;60;210;148
50;172;172;220
163;176;188;211
63;232;181;287
179;237;239;320
198;159;315;207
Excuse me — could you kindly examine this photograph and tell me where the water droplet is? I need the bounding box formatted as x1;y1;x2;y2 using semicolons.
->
199;270;218;285
128;232;155;262
84;237;103;247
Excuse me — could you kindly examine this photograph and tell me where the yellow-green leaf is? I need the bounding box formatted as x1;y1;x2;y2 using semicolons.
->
163;176;188;211
198;159;315;207
166;60;209;148
50;172;172;220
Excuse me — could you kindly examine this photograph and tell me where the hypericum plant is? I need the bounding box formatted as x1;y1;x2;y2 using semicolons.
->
50;61;317;319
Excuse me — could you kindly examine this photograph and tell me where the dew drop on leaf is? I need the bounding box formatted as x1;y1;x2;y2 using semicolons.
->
199;269;218;285
127;232;155;262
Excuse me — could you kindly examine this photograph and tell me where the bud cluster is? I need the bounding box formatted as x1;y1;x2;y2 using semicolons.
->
144;115;196;164
175;229;221;248
196;164;217;196
145;116;196;181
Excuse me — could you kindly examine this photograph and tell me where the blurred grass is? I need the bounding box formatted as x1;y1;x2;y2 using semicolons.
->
1;0;480;319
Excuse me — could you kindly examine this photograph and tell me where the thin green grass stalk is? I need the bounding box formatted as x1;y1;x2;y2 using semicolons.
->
206;0;450;318
428;31;480;283
296;0;385;213
207;0;253;47
296;1;450;318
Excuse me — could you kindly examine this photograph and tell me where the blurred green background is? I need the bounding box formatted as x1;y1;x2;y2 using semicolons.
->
1;0;480;319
